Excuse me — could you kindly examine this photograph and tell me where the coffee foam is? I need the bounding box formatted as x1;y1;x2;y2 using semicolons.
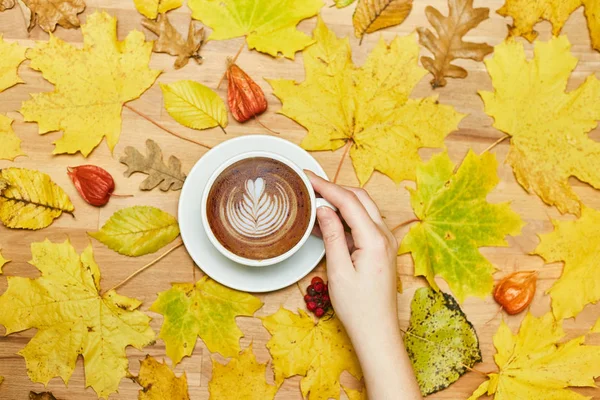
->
206;157;311;260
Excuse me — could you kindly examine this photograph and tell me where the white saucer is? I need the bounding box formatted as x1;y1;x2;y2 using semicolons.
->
179;135;328;292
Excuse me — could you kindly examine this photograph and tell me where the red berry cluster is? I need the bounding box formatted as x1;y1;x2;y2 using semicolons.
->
304;276;331;318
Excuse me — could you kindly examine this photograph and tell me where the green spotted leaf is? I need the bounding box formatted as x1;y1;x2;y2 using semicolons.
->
89;205;179;257
405;287;482;396
399;150;524;302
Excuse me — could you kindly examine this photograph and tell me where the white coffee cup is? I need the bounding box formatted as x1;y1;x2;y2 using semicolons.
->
201;151;335;267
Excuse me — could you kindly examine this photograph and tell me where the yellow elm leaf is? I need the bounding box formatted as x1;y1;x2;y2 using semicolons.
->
208;344;278;399
399;151;524;302
89;205;180;257
0;167;74;230
0;248;9;274
133;0;182;19
0;239;155;399
136;356;189;400
20;11;160;157
150;276;263;363
353;0;413;41
262;308;362;400
188;0;323;59
467;312;600;400
533;207;600;320
270;18;464;186
480;36;600;216
0;114;24;161
0;34;26;92
161;80;228;132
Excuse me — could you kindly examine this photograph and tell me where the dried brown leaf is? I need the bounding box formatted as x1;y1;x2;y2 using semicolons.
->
0;0;15;11
142;13;204;69
21;0;85;32
417;0;492;88
120;139;186;191
353;0;413;41
29;392;58;400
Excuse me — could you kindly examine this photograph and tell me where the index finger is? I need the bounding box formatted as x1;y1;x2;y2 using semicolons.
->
305;171;381;247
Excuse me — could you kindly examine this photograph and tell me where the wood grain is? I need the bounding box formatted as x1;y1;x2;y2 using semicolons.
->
1;0;599;399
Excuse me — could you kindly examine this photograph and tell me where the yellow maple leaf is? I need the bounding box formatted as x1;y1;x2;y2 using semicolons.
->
480;36;600;215
534;206;600;320
188;0;323;59
0;247;9;274
0;114;24;161
136;356;189;400
209;344;278;399
150;276;263;363
497;0;600;51
0;167;74;230
0;34;26;92
20;11;160;157
134;0;181;19
0;239;155;399
262;308;362;400
343;386;368;400
468;312;600;400
270;18;464;186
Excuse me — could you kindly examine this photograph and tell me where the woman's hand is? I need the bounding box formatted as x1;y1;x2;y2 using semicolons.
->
306;171;422;400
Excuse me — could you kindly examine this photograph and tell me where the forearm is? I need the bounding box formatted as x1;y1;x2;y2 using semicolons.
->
349;320;422;400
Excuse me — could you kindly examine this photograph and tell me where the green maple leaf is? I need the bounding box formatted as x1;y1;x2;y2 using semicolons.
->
405;287;482;395
399;150;524;301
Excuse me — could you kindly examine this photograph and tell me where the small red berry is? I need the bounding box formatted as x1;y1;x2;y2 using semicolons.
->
323;284;329;293
315;308;325;318
311;276;324;285
304;294;311;303
314;282;324;293
307;302;317;311
307;285;316;296
322;295;330;304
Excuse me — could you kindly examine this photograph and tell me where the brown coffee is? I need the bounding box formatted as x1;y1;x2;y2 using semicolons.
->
206;157;312;260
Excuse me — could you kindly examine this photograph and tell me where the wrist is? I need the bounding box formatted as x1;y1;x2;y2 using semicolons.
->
347;317;404;356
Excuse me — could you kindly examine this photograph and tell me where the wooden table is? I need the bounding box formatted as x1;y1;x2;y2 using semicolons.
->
1;0;599;398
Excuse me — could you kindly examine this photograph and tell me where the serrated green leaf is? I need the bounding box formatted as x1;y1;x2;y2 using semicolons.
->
405;287;482;396
89;206;179;257
399;150;524;301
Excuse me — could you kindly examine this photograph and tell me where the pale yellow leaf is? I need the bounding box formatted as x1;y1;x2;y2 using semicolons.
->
161;80;228;131
0;35;26;92
353;0;413;40
134;0;181;19
0;114;24;161
0;247;9;274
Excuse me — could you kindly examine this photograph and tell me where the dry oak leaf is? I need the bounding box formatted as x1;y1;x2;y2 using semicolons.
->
208;344;278;400
262;308;362;400
399;151;524;302
20;11;160;157
29;393;58;400
150;276;263;363
0;35;26;92
468;312;600;400
270;18;464;186
0;239;155;399
136;355;190;400
120;139;186;191
0;248;9;274
134;0;181;19
188;0;323;59
141;13;204;69
89;205;180;257
353;0;413;41
21;0;85;32
480;36;600;216
0;0;15;11
417;0;493;88
534;206;600;320
0;167;74;230
498;0;600;52
0;114;25;161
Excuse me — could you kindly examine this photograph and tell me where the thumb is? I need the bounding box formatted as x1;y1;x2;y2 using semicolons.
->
316;207;354;275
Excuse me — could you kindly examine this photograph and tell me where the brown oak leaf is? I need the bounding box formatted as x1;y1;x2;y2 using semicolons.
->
29;392;58;400
21;0;85;32
142;13;204;69
120;139;186;191
417;0;493;88
0;0;15;11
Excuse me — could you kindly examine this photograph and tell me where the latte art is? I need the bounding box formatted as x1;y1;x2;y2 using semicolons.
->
206;157;312;261
226;178;289;238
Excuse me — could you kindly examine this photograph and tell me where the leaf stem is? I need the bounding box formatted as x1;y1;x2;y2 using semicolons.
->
124;104;213;150
255;116;280;134
333;141;352;184
110;193;134;198
217;41;246;89
480;135;508;155
390;218;419;233
219;124;228;135
104;241;184;294
461;364;491;377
